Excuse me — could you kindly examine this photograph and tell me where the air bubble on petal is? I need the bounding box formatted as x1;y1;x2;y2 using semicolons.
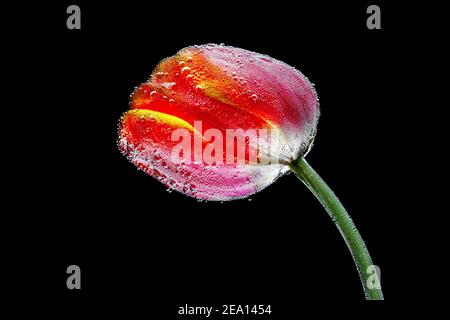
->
257;54;272;63
181;66;191;75
162;82;176;89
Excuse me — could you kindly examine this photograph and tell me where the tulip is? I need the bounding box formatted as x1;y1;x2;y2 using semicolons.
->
118;44;384;300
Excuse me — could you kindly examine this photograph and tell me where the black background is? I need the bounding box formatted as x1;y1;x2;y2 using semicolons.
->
6;0;431;315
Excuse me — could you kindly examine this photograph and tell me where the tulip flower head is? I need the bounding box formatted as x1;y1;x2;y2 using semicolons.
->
118;44;319;201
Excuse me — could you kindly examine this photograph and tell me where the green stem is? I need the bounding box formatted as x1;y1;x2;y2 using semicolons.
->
289;157;384;300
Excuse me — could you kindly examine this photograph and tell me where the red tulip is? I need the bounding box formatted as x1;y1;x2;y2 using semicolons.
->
118;44;319;200
117;44;384;300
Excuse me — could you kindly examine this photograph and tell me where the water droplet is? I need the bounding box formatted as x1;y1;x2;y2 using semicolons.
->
162;82;176;89
181;66;191;75
258;55;272;63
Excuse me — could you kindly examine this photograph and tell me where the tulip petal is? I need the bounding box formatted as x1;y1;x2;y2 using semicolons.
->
189;44;320;159
119;109;288;200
